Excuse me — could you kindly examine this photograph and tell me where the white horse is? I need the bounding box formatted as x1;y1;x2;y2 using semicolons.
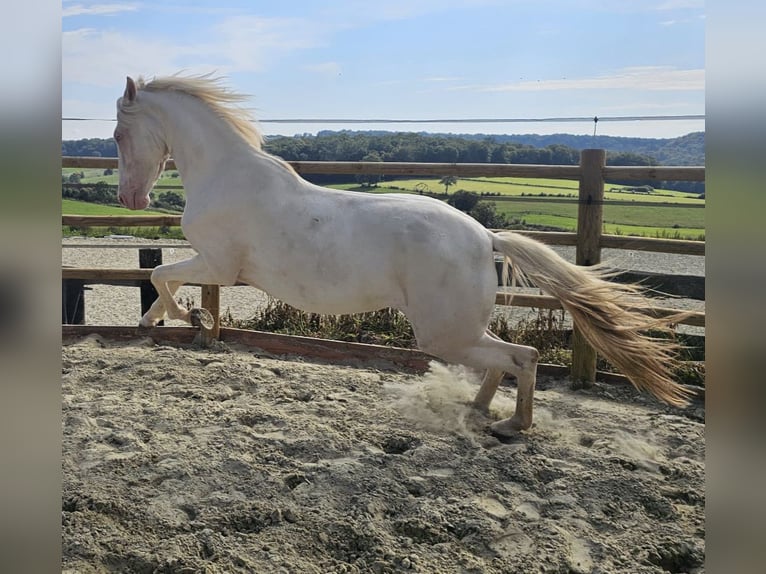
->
115;74;690;436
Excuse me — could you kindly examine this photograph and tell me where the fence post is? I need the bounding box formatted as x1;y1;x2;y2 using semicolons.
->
62;279;86;324
139;248;163;326
571;149;606;387
201;285;221;339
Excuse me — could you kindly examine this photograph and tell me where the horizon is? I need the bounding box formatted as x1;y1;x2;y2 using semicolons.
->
63;1;705;141
61;126;704;144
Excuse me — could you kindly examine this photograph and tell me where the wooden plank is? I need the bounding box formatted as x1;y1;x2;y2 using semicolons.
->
291;161;584;179
60;269;704;326
62;242;192;249
63;268;152;281
62;215;183;227
490;196;705;208
63;157;124;169
62;156;704;181
61;325;435;372
218;328;434;371
493;292;705;326
62;325;198;344
62;156;583;179
60;324;704;400
510;231;578;246
599;235;705;255
610;270;705;300
495;293;564;309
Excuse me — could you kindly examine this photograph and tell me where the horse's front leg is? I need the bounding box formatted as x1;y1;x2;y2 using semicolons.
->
140;255;229;327
139;280;183;327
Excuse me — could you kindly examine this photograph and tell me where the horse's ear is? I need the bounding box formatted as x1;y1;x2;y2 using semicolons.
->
124;76;137;104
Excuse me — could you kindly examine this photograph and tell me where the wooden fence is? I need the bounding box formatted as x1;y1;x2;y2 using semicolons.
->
62;150;705;385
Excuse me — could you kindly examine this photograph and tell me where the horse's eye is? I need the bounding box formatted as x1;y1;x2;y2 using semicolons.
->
114;132;122;142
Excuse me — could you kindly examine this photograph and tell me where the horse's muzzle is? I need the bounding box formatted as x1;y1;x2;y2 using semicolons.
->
118;192;150;210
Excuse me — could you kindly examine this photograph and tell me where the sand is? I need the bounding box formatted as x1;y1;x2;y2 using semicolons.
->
62;334;705;573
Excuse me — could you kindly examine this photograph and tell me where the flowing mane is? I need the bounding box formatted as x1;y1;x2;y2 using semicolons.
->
136;74;263;150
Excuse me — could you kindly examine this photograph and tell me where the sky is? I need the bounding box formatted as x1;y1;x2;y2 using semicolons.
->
62;0;705;141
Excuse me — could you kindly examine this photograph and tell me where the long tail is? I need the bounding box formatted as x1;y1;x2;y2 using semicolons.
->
491;231;692;406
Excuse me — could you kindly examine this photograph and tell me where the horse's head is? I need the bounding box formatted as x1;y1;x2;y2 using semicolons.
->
114;77;170;210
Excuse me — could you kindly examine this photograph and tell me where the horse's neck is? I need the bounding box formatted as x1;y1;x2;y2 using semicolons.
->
151;92;253;192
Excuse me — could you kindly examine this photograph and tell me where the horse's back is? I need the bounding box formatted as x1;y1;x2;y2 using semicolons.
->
185;163;497;315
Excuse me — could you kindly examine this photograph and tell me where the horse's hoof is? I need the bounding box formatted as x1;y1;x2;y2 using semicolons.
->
490;416;529;438
190;307;215;330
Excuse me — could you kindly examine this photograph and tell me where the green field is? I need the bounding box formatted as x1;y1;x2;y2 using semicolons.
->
374;177;705;240
62;172;704;239
63;168;184;190
62;199;170;216
62;199;185;239
375;176;703;202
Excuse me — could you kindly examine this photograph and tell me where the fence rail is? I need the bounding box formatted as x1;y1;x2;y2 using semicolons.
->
60;266;705;328
63;156;706;181
62;151;705;385
62;216;704;256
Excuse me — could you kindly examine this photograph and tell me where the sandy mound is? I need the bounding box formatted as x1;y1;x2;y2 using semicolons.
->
62;335;704;573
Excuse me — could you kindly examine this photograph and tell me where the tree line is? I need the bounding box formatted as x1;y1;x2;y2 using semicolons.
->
62;131;704;194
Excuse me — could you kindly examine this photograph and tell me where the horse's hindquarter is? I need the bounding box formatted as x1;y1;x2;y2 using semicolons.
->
231;186;496;315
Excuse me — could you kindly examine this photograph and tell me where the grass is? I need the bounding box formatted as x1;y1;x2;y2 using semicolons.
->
374;176;704;202
345;176;705;239
62;199;185;239
61;198;168;216
493;199;704;239
61;171;704;240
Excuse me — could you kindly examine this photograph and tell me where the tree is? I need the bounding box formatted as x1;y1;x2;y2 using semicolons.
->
439;175;458;194
355;151;383;188
447;190;480;213
154;190;185;211
469;201;507;228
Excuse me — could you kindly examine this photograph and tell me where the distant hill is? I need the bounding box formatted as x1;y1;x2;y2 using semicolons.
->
63;131;704;167
315;130;705;166
490;132;704;166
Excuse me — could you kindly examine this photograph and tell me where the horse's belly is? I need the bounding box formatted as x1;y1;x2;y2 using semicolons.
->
238;268;401;315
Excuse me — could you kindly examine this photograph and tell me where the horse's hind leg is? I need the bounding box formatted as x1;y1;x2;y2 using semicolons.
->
474;369;504;413
491;355;538;436
419;330;539;435
472;332;509;412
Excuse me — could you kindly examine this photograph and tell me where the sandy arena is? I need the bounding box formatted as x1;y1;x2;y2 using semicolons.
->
62;332;704;573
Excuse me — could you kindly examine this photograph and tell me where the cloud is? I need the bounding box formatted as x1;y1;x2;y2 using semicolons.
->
422;76;463;83
63;14;327;88
654;0;704;10
63;28;199;87
306;61;343;77
212;16;325;72
62;3;139;17
454;67;704;93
